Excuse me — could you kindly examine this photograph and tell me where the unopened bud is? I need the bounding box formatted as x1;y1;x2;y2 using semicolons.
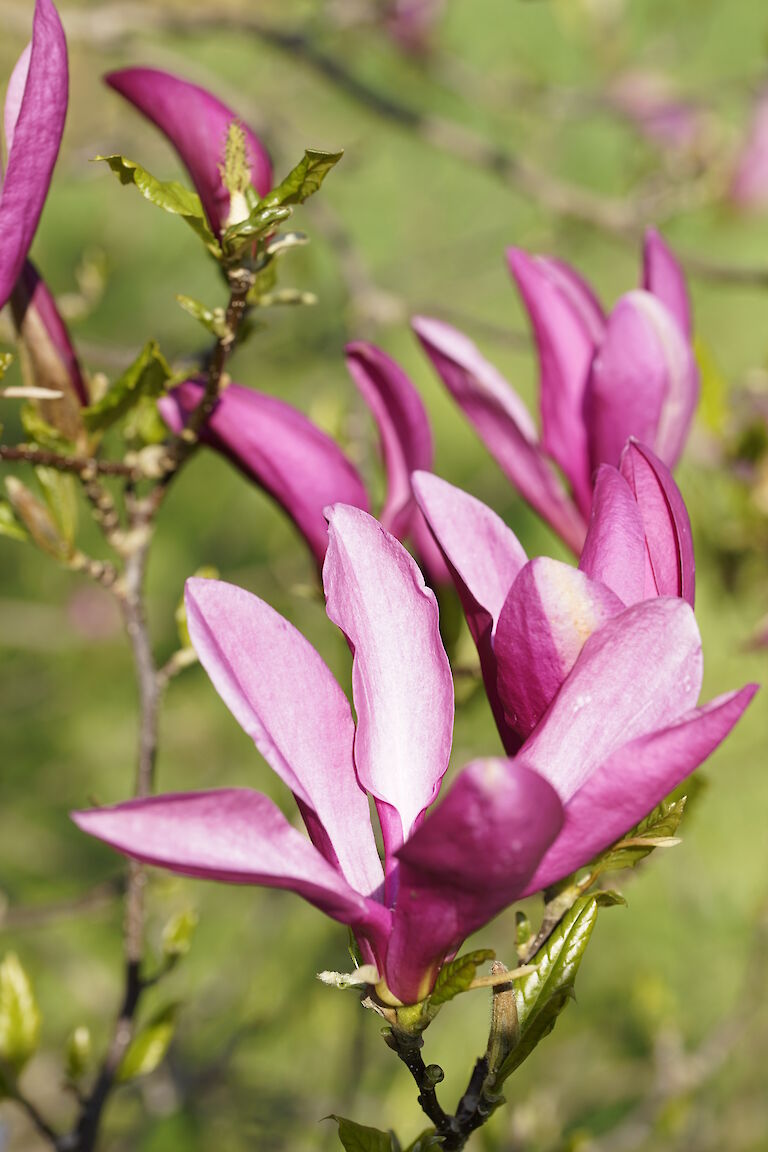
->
221;121;253;229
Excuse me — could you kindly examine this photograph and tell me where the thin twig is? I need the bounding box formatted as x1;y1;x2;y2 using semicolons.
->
0;879;123;931
0;444;140;480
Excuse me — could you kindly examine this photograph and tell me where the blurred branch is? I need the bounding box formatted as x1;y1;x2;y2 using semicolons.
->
0;445;140;480
0;878;123;931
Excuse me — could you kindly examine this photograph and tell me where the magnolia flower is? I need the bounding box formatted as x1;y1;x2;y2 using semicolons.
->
413;441;697;753
608;72;706;153
74;506;563;1004
383;0;446;56
159;342;446;578
730;86;768;212
104;67;273;237
413;230;698;553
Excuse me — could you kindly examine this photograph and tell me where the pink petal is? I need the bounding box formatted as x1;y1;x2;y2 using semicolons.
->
495;558;624;741
730;86;768;212
72;791;390;947
0;0;68;309
160;381;369;566
345;341;448;583
413;315;587;553
508;248;599;513
105;68;272;235
519;597;703;802
585;290;699;473
578;465;646;605
620;439;695;606
185;578;384;899
385;759;563;1003
10;260;88;406
537;257;607;344
3;45;31;159
525;685;758;894
323;506;454;860
412;470;527;752
642;228;693;340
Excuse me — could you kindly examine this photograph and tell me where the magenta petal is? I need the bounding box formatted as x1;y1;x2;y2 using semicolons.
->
385;759;563;1003
585;290;699;473
184;578;383;899
507;248;598;513
620;439;695;606
11;261;88;407
323;506;454;856
0;0;68;309
412;471;527;751
520;597;703;802
413;316;587;553
525;685;758;894
105;68;272;235
642;228;693;340
578;465;646;605
160;381;369;566
73;790;389;940
495;558;624;741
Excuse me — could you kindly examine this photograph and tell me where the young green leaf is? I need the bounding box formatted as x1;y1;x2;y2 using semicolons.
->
331;1115;401;1152
0;500;28;543
221;204;293;257
5;477;71;560
0;352;14;381
0;954;41;1073
95;155;221;256
83;341;173;433
176;296;231;340
162;908;199;959
403;1131;443;1152
35;468;78;546
495;892;622;1084
428;949;495;1007
261;149;344;208
20;405;74;453
590;798;686;877
117;1003;178;1083
65;1026;92;1082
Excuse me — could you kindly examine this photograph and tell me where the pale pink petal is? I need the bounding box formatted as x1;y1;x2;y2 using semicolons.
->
620;439;695;606
585;290;699;473
412;470;527;751
0;0;68;309
413;315;587;553
160;381;369;566
578;465;646;605
3;45;31;159
105;67;272;235
519;597;703;801
385;759;562;1003
730;86;768;212
508;248;598;513
495;558;624;741
323;506;454;859
185;578;383;899
525;685;758;893
642;228;693;340
10;260;88;407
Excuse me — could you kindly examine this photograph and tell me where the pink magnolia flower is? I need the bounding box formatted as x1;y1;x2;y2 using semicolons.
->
730;86;768;212
413;229;698;553
413;441;698;754
104;67;273;237
383;0;446;56
608;72;706;153
74;506;563;1004
159;343;447;578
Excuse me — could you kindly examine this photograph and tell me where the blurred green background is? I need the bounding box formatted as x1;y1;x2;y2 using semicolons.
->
1;0;768;1149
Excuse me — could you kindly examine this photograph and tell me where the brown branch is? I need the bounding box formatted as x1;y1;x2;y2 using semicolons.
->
0;879;123;931
0;444;140;480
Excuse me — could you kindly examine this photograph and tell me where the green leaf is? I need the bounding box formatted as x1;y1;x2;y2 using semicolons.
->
162;908;199;958
695;337;729;434
83;341;173;433
20;405;74;453
331;1115;400;1152
0;501;28;543
261;149;344;208
221;204;292;256
0;352;14;381
5;477;71;559
117;1003;178;1083
65;1026;92;1082
95;155;221;256
496;893;621;1084
176;295;230;340
35;468;78;546
403;1130;443;1151
591;798;686;877
428;948;495;1007
0;954;41;1073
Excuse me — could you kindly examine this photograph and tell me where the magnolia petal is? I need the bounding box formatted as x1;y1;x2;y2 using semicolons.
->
185;578;384;899
0;0;68;309
385;759;563;1003
73;790;389;939
323;505;454;856
585;290;698;473
105;67;272;235
730;86;768;212
537;256;607;343
520;597;703;802
412;316;587;554
620;439;695;606
642;228;692;340
525;685;758;894
412;470;527;751
160;381;369;566
508;248;597;513
578;465;647;605
495;558;624;741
